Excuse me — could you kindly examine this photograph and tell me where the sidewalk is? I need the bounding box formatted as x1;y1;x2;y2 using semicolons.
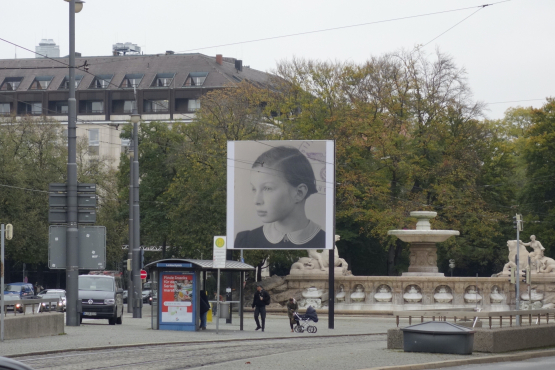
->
0;305;393;357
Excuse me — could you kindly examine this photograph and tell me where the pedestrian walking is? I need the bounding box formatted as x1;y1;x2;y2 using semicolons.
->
286;297;299;332
199;291;210;330
252;284;270;332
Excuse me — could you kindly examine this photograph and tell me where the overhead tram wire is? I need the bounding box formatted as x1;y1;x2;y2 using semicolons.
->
174;1;510;53
0;2;508;70
419;3;497;48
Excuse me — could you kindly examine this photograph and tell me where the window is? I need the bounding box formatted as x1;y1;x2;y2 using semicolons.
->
80;101;104;114
88;128;100;155
59;75;83;89
29;76;53;90
120;74;144;88
0;77;23;91
184;72;208;87
0;103;11;115
187;99;201;111
18;102;42;115
150;73;175;87
50;101;68;114
143;100;169;113
89;75;113;89
111;100;135;114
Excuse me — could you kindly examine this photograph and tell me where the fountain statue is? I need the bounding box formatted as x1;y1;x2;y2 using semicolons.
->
388;211;459;276
374;285;393;303
490;286;504;304
336;285;346;302
403;285;423;303
289;235;351;276
464;286;482;304
350;285;366;303
497;236;555;276
434;286;453;304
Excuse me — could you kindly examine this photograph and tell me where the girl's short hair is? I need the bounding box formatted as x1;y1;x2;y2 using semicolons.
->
252;146;318;198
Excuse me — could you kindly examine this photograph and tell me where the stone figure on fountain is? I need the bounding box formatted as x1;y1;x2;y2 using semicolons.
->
498;237;555;276
289;235;351;276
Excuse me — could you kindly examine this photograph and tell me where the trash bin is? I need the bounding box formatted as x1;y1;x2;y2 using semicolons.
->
401;321;475;355
218;302;230;319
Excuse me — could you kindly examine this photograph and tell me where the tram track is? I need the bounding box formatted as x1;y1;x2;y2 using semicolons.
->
13;334;387;370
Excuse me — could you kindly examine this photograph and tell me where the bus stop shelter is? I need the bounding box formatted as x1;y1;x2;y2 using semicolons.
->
144;258;254;332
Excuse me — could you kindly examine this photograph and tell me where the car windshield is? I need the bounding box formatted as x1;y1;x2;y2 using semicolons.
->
5;285;22;292
41;292;65;298
79;277;114;292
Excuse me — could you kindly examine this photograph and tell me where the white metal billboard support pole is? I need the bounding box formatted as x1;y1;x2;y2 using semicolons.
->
216;268;220;334
1;224;4;342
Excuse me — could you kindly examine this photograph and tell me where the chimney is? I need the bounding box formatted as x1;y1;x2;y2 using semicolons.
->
216;54;223;65
235;59;243;72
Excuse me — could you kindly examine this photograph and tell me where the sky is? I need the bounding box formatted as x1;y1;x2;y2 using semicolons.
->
1;0;553;120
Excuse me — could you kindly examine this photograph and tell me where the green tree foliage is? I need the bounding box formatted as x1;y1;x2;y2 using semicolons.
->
0;117;123;271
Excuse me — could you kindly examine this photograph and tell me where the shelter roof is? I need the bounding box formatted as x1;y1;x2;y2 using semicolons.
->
144;258;255;271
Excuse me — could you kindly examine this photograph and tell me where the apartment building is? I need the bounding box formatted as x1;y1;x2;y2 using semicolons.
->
0;52;272;167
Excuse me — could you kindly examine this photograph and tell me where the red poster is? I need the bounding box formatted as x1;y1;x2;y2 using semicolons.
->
161;273;193;323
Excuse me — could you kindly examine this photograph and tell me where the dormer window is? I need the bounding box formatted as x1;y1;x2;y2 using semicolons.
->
89;74;113;89
59;75;83;90
184;72;208;87
29;76;54;90
0;77;23;91
150;73;175;87
120;74;144;88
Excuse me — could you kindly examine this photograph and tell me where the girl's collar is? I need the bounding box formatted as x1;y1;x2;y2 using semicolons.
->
262;221;321;245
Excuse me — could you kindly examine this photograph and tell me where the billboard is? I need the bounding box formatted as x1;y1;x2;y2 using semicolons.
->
159;272;195;326
227;140;334;250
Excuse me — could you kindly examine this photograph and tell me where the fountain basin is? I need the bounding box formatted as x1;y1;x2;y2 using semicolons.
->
387;230;460;243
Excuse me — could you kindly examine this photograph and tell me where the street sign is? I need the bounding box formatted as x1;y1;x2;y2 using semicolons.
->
140;270;147;279
213;236;226;268
48;225;106;269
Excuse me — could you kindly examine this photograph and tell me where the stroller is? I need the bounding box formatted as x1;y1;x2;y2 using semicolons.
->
293;306;318;333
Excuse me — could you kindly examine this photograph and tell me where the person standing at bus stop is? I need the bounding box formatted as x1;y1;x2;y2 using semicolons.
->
199;291;210;330
252;284;270;331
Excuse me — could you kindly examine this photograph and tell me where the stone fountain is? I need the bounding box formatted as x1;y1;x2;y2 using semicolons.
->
388;211;459;276
259;211;555;313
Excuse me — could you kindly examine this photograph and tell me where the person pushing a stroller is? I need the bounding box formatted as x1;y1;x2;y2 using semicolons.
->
293;305;318;333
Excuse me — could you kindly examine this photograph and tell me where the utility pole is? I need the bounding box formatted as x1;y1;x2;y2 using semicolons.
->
514;213;523;326
66;0;80;327
127;146;134;313
131;109;142;318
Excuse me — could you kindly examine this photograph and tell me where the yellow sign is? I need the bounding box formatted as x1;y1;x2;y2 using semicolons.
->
215;237;225;248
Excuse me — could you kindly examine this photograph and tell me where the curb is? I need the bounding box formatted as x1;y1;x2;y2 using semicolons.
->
5;332;387;359
360;348;555;370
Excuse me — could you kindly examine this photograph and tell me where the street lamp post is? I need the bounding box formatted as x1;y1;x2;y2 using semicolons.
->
64;0;84;327
130;108;142;318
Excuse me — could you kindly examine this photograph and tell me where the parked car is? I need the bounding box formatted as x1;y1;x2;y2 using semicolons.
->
78;272;124;325
38;289;66;312
142;290;151;304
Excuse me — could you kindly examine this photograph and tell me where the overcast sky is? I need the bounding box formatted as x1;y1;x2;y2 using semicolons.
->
1;0;553;119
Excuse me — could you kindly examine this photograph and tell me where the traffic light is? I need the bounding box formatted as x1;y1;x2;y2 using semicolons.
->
521;266;531;284
508;266;516;284
513;214;523;231
140;248;144;269
122;259;127;271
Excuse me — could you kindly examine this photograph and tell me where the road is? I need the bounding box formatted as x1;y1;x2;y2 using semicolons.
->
438;356;555;370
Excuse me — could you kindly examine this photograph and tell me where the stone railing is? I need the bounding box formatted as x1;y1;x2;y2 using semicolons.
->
393;308;555;329
1;298;61;315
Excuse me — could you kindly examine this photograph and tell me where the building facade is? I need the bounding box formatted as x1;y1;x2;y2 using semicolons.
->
0;52;271;167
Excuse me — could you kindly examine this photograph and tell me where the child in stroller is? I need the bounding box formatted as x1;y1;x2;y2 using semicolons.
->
293;306;318;333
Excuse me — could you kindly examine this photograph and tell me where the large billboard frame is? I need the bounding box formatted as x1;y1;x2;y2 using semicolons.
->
227;140;335;250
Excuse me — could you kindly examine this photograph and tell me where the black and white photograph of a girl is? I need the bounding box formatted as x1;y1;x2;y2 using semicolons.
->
229;141;332;250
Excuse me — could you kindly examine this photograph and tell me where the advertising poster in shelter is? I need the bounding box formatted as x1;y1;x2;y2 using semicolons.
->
227;140;335;250
160;272;194;324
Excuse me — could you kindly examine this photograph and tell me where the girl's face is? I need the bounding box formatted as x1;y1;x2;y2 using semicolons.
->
250;167;301;223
